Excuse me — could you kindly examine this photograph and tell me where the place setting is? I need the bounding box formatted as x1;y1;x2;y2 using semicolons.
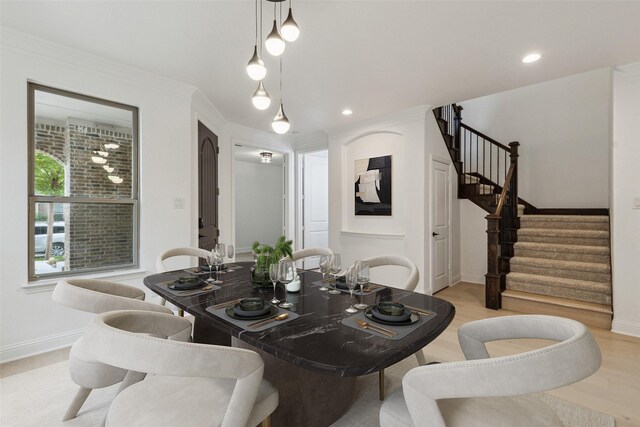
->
341;301;437;340
314;257;386;297
157;275;221;297
206;296;299;332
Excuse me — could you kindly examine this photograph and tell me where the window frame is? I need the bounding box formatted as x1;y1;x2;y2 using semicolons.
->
27;83;140;280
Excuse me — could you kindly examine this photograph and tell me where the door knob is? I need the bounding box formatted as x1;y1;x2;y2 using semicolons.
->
432;232;440;237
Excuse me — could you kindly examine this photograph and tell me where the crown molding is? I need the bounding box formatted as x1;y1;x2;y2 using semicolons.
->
326;105;430;141
293;131;328;152
191;90;228;134
1;27;197;101
617;62;640;80
224;121;294;148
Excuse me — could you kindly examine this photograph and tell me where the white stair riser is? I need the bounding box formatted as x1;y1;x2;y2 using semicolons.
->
506;279;611;305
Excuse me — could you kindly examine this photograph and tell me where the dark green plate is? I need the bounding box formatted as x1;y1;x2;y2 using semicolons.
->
225;304;278;321
364;307;420;326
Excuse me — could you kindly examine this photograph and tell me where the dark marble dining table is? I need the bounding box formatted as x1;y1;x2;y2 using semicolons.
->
144;261;455;426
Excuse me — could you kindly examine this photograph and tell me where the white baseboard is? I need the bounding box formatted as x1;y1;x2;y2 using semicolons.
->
0;327;85;364
461;273;485;285
236;247;252;254
450;274;462;285
612;319;640;338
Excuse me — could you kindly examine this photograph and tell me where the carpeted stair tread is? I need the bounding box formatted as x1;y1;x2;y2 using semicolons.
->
507;272;611;295
520;215;609;223
510;256;610;274
518;228;609;238
513;242;610;255
520;216;609;231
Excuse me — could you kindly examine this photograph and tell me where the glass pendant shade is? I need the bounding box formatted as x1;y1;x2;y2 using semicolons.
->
281;8;300;42
246;46;267;80
265;21;286;56
91;155;107;164
252;81;272;110
103;164;114;173
108;174;123;184
272;103;290;134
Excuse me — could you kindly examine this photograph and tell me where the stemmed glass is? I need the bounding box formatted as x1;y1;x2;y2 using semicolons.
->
269;263;280;304
328;253;342;295
226;244;235;272
345;267;358;313
205;252;215;283
211;246;224;284
354;260;370;310
318;255;331;292
278;259;295;308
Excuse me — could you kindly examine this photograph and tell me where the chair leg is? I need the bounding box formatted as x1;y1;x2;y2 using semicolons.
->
62;387;92;421
178;309;184;317
414;349;427;366
117;371;147;394
379;369;385;401
261;414;272;427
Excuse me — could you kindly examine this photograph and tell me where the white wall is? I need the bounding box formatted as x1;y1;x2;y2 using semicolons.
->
611;64;640;338
327;107;459;294
460;67;612;208
235;160;283;252
459;200;488;284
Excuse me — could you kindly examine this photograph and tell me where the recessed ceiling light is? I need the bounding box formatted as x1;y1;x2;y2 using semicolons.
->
342;109;353;116
522;53;541;64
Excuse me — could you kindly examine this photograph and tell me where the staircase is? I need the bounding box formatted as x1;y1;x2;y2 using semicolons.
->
433;104;612;329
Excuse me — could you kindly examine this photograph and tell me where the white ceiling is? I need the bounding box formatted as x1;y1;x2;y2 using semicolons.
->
235;144;284;166
3;1;640;136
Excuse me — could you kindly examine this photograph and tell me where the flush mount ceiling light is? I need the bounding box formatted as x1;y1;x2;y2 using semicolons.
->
522;53;542;63
342;109;353;116
260;151;273;163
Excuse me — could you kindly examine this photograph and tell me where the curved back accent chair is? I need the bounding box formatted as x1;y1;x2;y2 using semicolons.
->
84;310;279;427
290;247;334;270
52;279;173;421
362;255;419;291
380;315;602;427
155;247;211;308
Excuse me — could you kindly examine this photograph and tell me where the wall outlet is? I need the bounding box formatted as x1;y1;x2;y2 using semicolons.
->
173;197;185;209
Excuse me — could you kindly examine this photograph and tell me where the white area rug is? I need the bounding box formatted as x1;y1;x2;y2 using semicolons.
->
1;356;614;426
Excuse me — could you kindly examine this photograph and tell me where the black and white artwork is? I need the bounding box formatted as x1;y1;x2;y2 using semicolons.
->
354;155;392;216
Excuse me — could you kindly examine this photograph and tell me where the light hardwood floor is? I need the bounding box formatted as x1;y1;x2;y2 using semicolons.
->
1;282;639;425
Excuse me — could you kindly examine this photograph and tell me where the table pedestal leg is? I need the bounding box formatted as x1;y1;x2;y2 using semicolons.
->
233;337;356;427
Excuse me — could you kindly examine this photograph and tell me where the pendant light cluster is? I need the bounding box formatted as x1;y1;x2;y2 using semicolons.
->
90;139;123;184
246;0;299;134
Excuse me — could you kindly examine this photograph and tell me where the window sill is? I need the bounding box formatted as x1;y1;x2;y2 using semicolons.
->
23;268;148;294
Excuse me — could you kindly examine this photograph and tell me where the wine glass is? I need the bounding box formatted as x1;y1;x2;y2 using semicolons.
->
269;263;280;304
318;255;331;291
345;267;358;313
211;247;223;284
205;252;215;283
354;260;369;310
278;259;295;308
226;244;235;272
328;253;342;295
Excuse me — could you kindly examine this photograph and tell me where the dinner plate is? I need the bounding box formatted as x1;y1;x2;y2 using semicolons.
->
169;278;206;290
370;305;411;322
225;304;278;321
233;301;272;317
364;307;420;326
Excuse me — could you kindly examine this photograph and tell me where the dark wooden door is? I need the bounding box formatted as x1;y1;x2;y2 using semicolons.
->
198;121;219;251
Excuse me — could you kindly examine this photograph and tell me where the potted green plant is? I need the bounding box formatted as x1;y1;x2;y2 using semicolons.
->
250;236;293;287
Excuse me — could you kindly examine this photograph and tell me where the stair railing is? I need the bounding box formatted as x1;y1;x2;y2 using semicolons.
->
485;141;520;309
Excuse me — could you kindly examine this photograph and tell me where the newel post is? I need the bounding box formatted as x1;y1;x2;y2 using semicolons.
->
453;104;463;153
485;213;501;309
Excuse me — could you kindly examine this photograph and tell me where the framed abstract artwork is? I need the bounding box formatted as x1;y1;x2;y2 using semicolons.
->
354;155;391;216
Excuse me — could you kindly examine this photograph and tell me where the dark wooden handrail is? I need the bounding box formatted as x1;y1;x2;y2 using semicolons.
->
493;163;516;216
460;123;510;151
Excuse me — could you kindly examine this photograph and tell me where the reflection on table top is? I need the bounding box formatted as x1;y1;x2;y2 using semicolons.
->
144;261;455;377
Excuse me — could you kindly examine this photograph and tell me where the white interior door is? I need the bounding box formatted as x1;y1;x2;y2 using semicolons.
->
431;158;450;293
302;151;328;269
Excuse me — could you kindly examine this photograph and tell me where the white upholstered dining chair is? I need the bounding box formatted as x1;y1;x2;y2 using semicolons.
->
290;247;334;270
155;247;211;310
380;315;602;427
83;310;279;427
361;255;422;400
52;279;173;421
